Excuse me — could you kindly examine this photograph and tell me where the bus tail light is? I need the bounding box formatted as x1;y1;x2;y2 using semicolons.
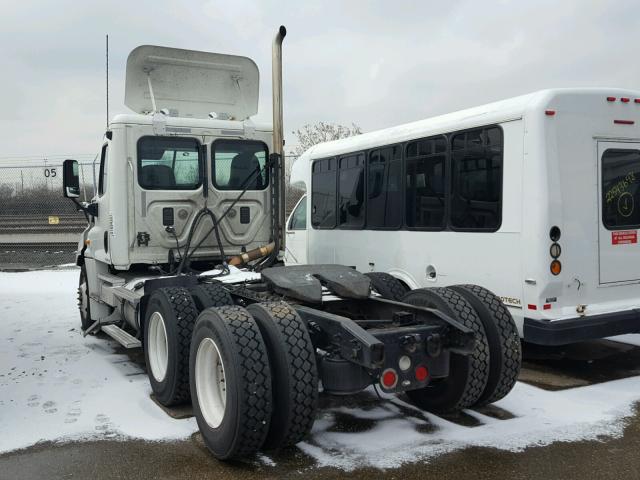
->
550;260;562;275
621;98;630;103
607;97;616;102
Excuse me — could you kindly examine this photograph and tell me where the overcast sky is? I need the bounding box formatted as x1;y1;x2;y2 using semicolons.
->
0;0;638;159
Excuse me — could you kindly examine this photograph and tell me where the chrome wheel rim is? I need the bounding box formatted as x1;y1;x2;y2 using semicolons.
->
195;337;227;429
148;312;169;382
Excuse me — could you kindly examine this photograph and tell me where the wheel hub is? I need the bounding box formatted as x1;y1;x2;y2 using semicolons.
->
195;337;227;429
148;312;169;382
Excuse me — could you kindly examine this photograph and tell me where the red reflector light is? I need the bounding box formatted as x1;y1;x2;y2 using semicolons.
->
545;110;556;116
614;120;635;125
381;369;398;388
621;98;630;103
528;304;537;310
635;99;640;104
607;97;616;102
543;304;551;310
415;365;428;382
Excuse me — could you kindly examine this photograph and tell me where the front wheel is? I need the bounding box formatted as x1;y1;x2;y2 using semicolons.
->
190;306;273;460
78;265;92;331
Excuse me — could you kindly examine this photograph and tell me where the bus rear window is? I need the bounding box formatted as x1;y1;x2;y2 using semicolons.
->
602;149;640;229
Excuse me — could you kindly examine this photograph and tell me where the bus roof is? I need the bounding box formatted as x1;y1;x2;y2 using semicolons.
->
302;87;640;160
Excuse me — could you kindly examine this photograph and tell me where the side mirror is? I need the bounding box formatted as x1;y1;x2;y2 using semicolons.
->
63;159;80;198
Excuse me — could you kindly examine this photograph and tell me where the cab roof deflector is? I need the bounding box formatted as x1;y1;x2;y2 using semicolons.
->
124;45;259;120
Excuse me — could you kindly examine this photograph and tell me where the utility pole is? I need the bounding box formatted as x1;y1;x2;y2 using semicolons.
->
106;34;109;128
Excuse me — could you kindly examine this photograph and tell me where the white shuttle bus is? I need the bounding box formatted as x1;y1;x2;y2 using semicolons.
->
285;88;640;345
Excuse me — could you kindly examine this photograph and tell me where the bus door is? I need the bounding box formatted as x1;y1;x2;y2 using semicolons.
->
598;141;640;284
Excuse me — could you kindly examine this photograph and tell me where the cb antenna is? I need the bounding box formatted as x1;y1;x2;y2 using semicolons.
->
105;34;109;128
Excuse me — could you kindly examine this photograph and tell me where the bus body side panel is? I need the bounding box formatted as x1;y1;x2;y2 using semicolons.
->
314;119;527;335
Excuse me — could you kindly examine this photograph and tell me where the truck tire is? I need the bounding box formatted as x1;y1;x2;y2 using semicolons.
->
143;287;199;406
246;302;318;450
78;265;93;331
190;281;234;311
448;285;521;405
401;288;490;413
365;272;409;301
190;306;273;460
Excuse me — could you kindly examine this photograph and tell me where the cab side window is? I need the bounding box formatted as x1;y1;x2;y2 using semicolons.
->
289;196;307;230
98;144;108;196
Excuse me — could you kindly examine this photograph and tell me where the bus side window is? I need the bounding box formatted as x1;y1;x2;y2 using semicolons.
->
368;146;402;228
450;127;503;231
405;136;446;229
311;158;337;229
338;153;365;228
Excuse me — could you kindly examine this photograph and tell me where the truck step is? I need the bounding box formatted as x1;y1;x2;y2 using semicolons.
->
101;324;141;349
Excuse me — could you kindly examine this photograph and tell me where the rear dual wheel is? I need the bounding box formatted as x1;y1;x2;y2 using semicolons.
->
190;303;318;459
401;285;521;413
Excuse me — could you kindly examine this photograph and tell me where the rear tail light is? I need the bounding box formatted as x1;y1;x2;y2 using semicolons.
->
550;260;562;275
621;97;630;103
415;365;428;382
381;369;398;389
607;97;616;102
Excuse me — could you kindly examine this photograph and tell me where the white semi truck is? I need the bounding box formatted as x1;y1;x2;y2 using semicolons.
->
61;27;520;460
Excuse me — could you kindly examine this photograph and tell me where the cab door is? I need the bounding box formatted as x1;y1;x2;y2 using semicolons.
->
284;195;308;265
598;141;640;284
87;143;111;264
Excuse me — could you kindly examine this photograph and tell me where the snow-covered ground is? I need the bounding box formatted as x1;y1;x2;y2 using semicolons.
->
1;269;639;471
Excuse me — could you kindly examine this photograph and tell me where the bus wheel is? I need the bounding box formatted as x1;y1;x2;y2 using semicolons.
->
448;285;521;406
247;302;318;450
189;281;234;311
144;287;199;406
401;288;489;413
365;272;409;301
190;306;272;460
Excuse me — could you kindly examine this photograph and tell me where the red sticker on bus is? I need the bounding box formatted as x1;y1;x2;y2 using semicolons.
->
612;230;638;245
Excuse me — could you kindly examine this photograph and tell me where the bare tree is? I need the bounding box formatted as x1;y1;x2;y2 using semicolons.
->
289;122;362;156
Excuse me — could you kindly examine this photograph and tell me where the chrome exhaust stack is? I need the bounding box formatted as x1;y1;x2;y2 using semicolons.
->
272;25;286;251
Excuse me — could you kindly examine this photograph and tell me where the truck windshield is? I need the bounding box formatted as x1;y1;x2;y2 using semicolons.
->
212;139;268;190
137;137;201;190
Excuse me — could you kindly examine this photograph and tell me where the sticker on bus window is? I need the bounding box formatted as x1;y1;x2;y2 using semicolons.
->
612;230;637;245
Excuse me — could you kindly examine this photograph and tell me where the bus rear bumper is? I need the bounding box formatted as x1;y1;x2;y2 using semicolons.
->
524;309;640;346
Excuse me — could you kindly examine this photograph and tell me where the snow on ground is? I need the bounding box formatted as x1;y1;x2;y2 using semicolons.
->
0;269;197;453
1;269;640;470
